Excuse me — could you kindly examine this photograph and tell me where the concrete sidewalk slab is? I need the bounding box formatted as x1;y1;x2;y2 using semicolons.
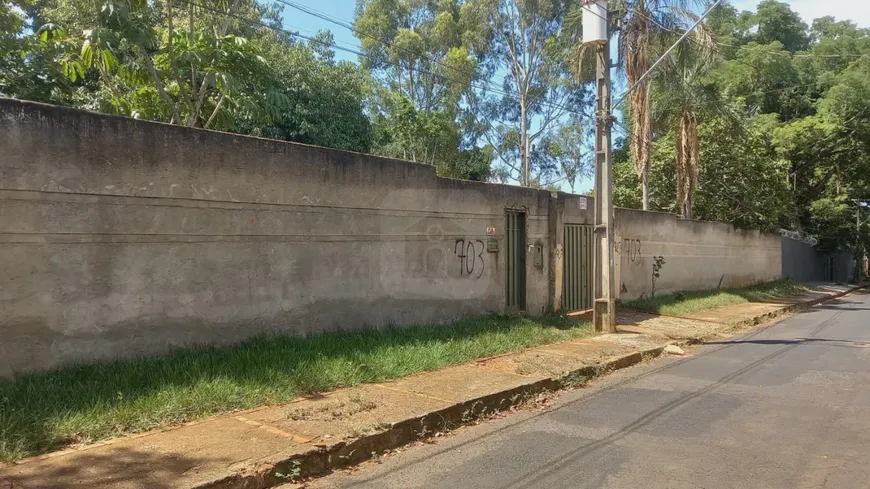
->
616;310;725;339
1;416;311;489
242;384;452;445
1;283;862;489
382;364;538;403
475;339;633;378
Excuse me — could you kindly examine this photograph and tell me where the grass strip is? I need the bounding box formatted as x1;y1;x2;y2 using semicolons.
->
622;280;807;316
0;314;591;462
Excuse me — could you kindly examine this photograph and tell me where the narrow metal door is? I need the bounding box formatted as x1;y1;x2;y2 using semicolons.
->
505;211;526;310
563;224;593;312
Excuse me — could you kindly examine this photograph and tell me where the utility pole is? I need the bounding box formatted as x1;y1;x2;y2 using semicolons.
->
855;200;867;283
583;0;616;333
591;0;722;330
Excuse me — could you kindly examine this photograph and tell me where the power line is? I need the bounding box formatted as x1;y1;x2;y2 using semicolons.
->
181;0;602;132
277;0;614;133
627;6;867;60
613;0;724;110
279;22;365;52
274;0;513;90
182;0;520;105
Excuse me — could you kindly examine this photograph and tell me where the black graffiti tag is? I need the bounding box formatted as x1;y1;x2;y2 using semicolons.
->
454;239;486;278
616;238;642;266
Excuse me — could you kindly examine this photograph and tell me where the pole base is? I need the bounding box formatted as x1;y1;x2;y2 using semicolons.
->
593;299;616;333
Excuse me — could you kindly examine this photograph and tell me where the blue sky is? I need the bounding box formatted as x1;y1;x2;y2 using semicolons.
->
280;1;870;59
732;0;870;27
278;2;362;62
278;1;868;193
279;0;602;192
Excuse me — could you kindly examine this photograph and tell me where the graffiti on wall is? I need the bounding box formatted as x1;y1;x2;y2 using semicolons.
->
454;239;485;278
615;237;643;266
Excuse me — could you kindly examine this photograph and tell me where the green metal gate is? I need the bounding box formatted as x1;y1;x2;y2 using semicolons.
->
562;224;593;312
505;211;526;310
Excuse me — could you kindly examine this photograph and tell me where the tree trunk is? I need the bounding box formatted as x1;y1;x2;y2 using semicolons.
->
520;102;529;186
676;109;699;220
641;164;650;210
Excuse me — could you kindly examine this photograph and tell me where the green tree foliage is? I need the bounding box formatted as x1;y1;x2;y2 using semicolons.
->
1;0;74;102
534;115;592;193
354;0;591;185
613;0;714;210
2;0;371;151
652;18;717;220
480;0;585;187
751;0;810;53
244;32;372;152
355;0;491;178
355;0;486;114
615;0;870;260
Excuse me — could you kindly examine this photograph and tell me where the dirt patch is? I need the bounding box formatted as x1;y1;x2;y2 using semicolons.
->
287;393;378;422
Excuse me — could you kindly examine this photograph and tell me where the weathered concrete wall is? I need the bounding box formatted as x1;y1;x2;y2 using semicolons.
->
828;251;855;283
0;99;554;376
614;209;782;300
781;237;827;282
1;98;793;375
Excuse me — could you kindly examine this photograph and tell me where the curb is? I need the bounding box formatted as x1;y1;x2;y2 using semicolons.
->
631;285;869;344
196;348;667;489
11;285;865;489
194;285;868;488
709;284;868;341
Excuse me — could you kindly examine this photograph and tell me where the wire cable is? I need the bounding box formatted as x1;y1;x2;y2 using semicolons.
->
627;5;866;59
181;0;600;128
613;0;724;110
273;0;514;90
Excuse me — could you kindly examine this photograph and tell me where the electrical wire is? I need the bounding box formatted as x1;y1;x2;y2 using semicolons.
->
273;0;516;93
276;0;614;134
182;1;522;106
627;5;867;59
181;0;602;130
274;0;638;137
181;0;616;187
613;0;724;110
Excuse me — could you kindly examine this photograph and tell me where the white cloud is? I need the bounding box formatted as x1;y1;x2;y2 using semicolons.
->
730;0;870;27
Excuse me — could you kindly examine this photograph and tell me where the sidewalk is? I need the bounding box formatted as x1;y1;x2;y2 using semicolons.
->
0;283;860;489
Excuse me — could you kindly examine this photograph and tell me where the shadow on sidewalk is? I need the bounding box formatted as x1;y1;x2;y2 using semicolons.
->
2;446;216;489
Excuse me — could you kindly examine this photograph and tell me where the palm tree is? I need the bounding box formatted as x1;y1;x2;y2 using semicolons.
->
615;0;710;211
653;17;718;220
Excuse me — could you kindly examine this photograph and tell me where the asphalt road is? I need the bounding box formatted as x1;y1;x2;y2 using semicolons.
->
308;290;870;489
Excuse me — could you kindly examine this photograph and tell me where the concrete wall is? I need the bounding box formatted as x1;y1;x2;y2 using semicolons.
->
781;237;858;283
1;98;791;375
0;99;561;376
828;251;855;283
781;237;827;282
614;209;782;300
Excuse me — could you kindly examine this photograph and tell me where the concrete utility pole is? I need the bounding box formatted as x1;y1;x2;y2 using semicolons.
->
583;0;616;333
855;200;868;282
592;43;616;333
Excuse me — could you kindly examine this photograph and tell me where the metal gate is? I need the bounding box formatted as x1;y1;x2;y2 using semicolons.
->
562;224;593;312
505;211;526;310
